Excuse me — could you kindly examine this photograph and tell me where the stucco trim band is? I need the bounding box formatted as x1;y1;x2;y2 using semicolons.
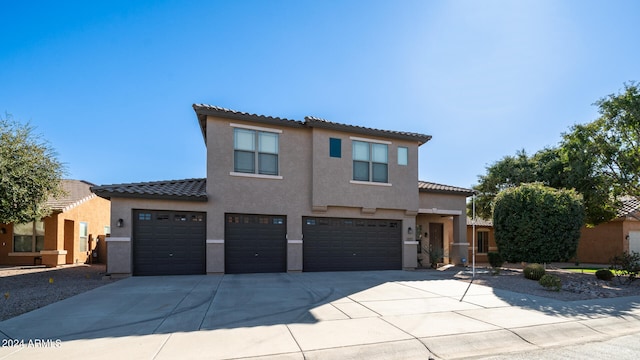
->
40;250;68;255
106;237;131;242
288;240;303;244
207;239;224;244
404;241;419;245
418;208;462;215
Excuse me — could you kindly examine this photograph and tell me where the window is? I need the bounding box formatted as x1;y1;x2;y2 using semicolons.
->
329;138;342;158
398;146;408;166
477;231;489;253
79;222;88;252
353;140;388;183
13;221;44;252
234;128;279;175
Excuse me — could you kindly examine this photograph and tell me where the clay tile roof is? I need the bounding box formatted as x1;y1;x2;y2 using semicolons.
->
467;216;493;226
47;179;97;212
193;104;431;145
91;178;207;202
418;181;475;196
618;196;640;218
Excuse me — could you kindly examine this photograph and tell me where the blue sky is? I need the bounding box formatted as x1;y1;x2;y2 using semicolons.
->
2;0;639;189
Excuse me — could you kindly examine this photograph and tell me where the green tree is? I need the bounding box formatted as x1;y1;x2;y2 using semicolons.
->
562;82;640;199
471;149;537;220
493;183;584;264
470;146;616;226
0;114;65;224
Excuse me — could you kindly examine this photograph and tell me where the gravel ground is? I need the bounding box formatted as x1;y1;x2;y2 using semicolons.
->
2;263;640;322
0;264;120;321
452;264;640;301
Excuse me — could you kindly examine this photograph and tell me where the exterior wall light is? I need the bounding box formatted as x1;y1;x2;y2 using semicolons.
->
116;219;124;227
407;227;413;235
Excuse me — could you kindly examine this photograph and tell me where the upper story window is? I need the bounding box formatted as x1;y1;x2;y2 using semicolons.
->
234;128;279;176
329;138;342;158
352;140;388;183
13;220;44;253
398;146;408;166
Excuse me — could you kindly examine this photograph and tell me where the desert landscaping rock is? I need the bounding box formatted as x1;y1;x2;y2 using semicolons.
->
0;264;119;321
454;265;640;301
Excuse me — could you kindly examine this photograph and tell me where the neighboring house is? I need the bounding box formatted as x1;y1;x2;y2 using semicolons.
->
577;197;640;264
0;180;111;267
466;217;496;264
464;197;640;265
92;105;473;276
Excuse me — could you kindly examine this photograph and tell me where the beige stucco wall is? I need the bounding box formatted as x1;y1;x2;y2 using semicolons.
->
310;127;420;212
418;192;469;265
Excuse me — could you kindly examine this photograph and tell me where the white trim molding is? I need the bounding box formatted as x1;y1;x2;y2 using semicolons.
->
106;237;131;242
230;172;283;180
207;239;225;244
288;240;303;244
350;180;392;187
418;208;462;215
230;122;283;134
404;241;419;245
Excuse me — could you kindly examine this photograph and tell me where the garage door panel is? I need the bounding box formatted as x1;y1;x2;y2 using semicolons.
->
133;210;206;276
225;214;287;274
303;217;401;272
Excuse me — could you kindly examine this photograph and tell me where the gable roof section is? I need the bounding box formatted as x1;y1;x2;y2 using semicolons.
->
618;196;640;218
467;216;493;226
418;181;475;196
193;104;432;145
91;178;207;202
48;179;98;212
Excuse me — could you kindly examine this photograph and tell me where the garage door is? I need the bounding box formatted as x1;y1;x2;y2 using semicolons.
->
133;210;206;276
225;214;287;274
303;217;402;272
629;231;640;254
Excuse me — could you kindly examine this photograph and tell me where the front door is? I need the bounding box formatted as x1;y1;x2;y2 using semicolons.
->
429;223;444;263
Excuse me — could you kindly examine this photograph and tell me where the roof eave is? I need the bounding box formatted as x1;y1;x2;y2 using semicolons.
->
305;118;432;145
91;190;207;202
419;188;476;197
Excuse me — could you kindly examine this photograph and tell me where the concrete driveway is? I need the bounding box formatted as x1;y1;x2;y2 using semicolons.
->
1;270;640;359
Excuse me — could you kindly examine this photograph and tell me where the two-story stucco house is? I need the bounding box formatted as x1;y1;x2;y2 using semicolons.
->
92;105;472;276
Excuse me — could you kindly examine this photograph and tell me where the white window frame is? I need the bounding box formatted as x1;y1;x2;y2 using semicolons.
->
231;124;282;179
79;222;88;252
350;137;391;184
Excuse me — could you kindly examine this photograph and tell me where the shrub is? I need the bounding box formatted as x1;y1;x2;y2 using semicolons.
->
488;252;504;269
595;269;613;281
493;183;584;264
610;251;640;283
524;263;546;280
539;274;562;291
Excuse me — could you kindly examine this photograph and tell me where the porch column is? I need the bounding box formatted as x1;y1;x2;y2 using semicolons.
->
450;215;469;265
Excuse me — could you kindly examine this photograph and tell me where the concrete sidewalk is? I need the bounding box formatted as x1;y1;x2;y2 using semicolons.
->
1;270;640;359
